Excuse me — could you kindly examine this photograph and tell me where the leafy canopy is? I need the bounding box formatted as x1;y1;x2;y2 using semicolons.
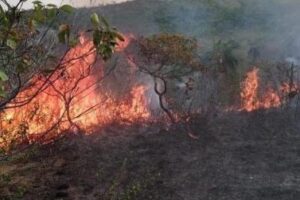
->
0;0;123;107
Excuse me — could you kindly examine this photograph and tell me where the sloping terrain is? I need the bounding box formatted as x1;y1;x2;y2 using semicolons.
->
1;1;300;200
1;110;300;200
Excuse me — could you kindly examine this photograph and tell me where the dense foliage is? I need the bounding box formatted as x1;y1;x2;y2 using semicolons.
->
0;0;123;110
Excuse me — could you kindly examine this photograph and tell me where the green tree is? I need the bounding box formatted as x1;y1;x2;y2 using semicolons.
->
131;34;201;122
0;0;123;110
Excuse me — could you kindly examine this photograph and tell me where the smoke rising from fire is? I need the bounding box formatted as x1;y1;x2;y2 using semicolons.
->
80;0;300;63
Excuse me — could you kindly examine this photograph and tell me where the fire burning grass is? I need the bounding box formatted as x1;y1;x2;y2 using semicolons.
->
0;34;299;150
0;35;150;149
240;67;299;112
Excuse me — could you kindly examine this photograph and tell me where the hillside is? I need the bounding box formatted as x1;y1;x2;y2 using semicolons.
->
1;1;300;200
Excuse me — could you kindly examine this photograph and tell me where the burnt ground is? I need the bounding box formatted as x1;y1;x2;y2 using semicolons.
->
1;109;300;200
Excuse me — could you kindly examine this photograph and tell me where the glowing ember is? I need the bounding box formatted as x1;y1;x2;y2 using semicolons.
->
0;36;150;148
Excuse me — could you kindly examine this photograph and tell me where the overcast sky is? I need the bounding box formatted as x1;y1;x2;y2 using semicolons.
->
7;0;63;9
6;0;133;9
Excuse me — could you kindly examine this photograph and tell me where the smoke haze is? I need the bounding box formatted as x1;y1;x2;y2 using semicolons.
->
63;0;300;64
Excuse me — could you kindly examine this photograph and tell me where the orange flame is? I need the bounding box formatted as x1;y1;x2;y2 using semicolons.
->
240;68;260;111
240;67;295;112
0;36;150;148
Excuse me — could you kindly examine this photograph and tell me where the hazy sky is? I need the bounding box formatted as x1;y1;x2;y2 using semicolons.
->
8;0;63;9
7;0;133;9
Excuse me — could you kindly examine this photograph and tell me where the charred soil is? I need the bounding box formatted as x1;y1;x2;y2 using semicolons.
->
1;109;300;200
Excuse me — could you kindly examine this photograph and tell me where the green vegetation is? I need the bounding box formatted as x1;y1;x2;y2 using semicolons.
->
140;33;199;70
0;0;123;110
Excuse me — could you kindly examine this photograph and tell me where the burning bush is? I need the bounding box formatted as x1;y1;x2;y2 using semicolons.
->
0;36;152;151
1;25;300;152
0;1;127;151
240;66;300;112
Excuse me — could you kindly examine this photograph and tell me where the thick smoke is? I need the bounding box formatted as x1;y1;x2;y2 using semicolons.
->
67;0;300;112
10;0;300;62
77;0;300;63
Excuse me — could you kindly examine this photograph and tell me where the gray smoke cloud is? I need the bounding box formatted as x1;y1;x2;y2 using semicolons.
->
68;0;300;64
8;0;300;62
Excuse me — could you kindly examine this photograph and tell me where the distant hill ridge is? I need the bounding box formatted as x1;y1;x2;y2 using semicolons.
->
68;0;135;7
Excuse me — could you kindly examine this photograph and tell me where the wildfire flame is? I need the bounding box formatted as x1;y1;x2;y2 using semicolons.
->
240;67;297;112
0;35;150;148
2;34;299;149
240;68;260;111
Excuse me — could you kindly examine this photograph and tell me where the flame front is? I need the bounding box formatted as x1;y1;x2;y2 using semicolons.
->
0;36;150;148
240;67;296;112
240;68;260;111
2;35;299;149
